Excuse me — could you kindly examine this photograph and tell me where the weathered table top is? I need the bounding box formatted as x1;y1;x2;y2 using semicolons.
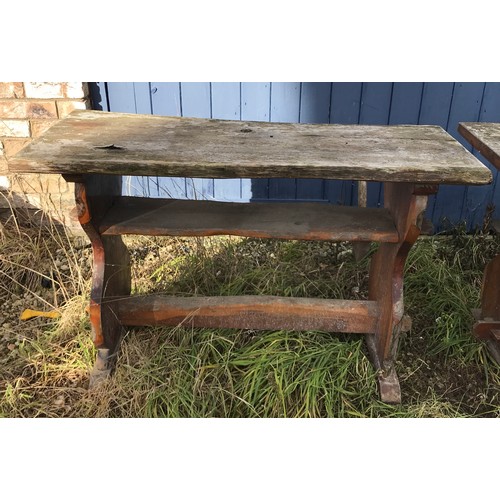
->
9;110;492;185
459;122;500;171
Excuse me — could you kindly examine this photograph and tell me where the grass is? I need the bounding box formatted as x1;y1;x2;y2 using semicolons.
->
0;209;499;418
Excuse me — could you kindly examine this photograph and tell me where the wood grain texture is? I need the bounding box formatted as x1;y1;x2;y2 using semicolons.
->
477;253;500;321
368;183;428;364
74;181;131;350
98;196;399;242
110;295;380;333
459;122;500;171
474;320;500;340
9;110;491;185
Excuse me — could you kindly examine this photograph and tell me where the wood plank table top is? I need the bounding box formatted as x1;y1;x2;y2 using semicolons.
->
459;122;500;171
8;110;492;185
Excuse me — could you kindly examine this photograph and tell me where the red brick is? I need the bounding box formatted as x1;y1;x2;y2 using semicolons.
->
0;100;57;119
56;99;89;118
0;120;30;137
0;156;8;174
30;120;58;137
24;82;65;99
1;138;32;157
11;174;69;194
0;100;27;117
0;83;25;99
26;101;57;119
63;83;88;99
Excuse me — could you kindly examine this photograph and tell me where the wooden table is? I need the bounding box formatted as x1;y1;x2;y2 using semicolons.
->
9;110;492;403
458;122;500;363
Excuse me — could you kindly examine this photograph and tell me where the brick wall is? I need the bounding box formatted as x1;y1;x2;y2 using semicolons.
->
0;82;91;231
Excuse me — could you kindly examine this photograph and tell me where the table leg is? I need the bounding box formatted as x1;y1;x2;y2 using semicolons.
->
473;254;500;364
353;180;371;262
74;181;131;386
367;183;430;403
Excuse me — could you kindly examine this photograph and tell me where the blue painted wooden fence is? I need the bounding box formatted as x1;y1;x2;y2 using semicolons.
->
89;82;500;232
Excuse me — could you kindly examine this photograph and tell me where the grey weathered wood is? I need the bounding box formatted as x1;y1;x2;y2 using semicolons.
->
459;122;500;171
99;196;399;242
9;110;492;185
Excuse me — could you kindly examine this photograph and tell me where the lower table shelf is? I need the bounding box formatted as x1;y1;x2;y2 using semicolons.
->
98;196;399;243
107;294;380;334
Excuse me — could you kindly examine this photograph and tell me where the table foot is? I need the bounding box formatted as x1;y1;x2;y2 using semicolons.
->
472;318;500;365
377;367;401;404
89;348;114;388
365;334;401;404
474;319;500;364
485;339;500;364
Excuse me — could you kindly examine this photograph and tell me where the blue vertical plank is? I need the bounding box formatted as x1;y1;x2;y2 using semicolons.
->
431;83;486;230
243;83;271;201
452;83;487;231
418;83;454;127
389;83;424;124
132;83;153;197
106;83;137;196
106;83;150;197
180;82;211;118
127;83;155;196
359;82;393;125
330;83;362;124
467;82;500;227
269;83;301;200
212;83;243;201
151;82;182;116
417;83;455;223
296;83;331;200
387;84;425;227
211;83;240;120
271;82;301;122
299;83;331;124
133;83;152;114
478;82;500;123
122;173;149;197
447;83;486;150
180;82;214;200
151;83;187;199
106;82;137;113
359;83;394;208
242;82;270;121
327;83;363;205
295;180;323;204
